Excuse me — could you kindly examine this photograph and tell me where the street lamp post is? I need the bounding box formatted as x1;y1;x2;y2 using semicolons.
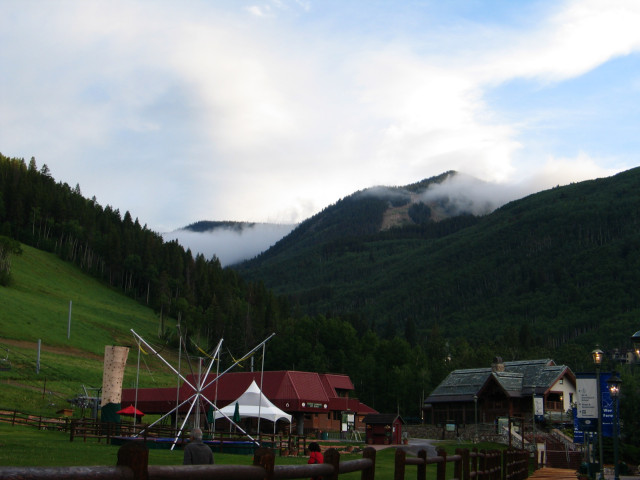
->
632;330;640;359
607;373;622;480
474;394;478;443
592;347;604;480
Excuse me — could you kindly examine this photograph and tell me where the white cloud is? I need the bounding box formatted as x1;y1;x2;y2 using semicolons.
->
163;223;296;266
474;0;640;83
420;153;619;218
1;0;639;234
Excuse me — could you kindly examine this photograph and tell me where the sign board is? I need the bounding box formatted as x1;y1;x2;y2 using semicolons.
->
576;374;598;419
534;396;544;419
574;372;614;444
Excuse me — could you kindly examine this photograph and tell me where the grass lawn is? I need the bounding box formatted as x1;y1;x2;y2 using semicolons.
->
0;244;179;415
0;423;510;480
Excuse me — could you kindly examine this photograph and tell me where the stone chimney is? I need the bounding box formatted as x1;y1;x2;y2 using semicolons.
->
491;356;505;372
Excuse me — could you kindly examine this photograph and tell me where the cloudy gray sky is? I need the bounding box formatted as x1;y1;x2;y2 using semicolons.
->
2;0;639;233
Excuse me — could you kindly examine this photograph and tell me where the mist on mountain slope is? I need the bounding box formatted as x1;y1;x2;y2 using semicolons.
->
419;173;529;216
163;223;296;267
164;170;596;266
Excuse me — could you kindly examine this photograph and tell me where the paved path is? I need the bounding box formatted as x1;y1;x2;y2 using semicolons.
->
395;438;438;457
527;468;640;480
529;468;577;480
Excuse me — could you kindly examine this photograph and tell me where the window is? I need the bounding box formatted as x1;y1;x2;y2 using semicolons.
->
559;379;563;384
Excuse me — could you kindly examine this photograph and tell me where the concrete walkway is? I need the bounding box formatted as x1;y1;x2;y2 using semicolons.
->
394;438;438;456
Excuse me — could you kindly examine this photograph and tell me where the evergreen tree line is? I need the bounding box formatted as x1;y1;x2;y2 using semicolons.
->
1;153;488;417
5;153;640;433
0;154;285;356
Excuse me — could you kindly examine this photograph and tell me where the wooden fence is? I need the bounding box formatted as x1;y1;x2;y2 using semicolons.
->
0;409;308;455
395;446;530;480
0;441;532;480
0;409;69;431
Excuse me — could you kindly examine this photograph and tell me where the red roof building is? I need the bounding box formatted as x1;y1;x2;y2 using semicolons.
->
121;370;377;434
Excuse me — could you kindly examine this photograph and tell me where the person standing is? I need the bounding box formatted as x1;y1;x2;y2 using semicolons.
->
307;442;324;480
183;427;214;465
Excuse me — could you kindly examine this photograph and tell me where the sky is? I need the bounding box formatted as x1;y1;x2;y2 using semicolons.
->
2;0;640;237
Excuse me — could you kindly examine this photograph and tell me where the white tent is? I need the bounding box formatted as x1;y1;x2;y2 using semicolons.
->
213;380;292;432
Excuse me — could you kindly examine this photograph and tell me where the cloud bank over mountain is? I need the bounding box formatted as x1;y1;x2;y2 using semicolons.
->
163;223;296;267
1;1;637;233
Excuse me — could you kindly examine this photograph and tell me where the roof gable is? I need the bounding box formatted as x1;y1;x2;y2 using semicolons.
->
122;370;374;415
320;374;354;395
281;371;330;402
426;359;574;403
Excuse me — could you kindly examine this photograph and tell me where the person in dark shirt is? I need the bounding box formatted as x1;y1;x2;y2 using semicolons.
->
183;427;214;465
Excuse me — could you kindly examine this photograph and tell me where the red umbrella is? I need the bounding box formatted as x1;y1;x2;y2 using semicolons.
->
117;405;145;417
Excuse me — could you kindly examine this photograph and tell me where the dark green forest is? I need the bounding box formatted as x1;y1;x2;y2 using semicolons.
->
237;169;640;367
0;153;478;416
4;152;640;434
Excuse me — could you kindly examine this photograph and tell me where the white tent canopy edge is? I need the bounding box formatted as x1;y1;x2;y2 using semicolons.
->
212;380;292;432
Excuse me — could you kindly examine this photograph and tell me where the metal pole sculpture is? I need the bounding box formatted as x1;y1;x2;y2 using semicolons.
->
130;329;275;449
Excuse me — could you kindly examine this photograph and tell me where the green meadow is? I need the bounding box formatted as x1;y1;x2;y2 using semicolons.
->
0;244;510;479
0;422;501;480
0;244;177;415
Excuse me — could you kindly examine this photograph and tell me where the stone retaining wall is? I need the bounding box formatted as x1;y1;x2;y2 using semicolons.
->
404;424;506;445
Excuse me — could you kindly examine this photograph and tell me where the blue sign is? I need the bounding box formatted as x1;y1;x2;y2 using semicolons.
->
574;372;614;444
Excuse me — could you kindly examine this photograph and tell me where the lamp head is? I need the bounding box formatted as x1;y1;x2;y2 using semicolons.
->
592;347;604;365
631;330;640;357
607;373;622;398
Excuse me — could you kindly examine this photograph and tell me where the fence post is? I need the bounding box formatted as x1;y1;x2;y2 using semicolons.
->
361;446;377;480
394;448;406;480
471;448;478;480
493;450;501;480
117;441;149;480
253;447;275;480
455;449;464;480
437;448;447;480
417;448;427;480
324;448;340;480
460;448;470;480
501;449;508;480
479;449;487;480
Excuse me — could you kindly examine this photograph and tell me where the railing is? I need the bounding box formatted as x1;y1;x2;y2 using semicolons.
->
68;419;308;455
0;409;70;431
0;442;376;480
0;409;309;455
395;447;529;480
0;441;532;480
549;429;579;452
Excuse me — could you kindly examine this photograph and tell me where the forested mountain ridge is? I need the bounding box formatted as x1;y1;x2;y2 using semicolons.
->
235;167;640;365
235;170;469;265
0;153;287;357
4;151;640;418
0;153;471;416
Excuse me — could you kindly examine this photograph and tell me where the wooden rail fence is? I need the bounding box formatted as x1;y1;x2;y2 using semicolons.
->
0;409;69;431
395;446;530;480
0;443;376;480
0;409;308;455
0;441;532;480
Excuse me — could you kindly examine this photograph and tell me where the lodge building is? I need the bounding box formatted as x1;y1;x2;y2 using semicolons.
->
423;357;576;426
121;370;377;435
